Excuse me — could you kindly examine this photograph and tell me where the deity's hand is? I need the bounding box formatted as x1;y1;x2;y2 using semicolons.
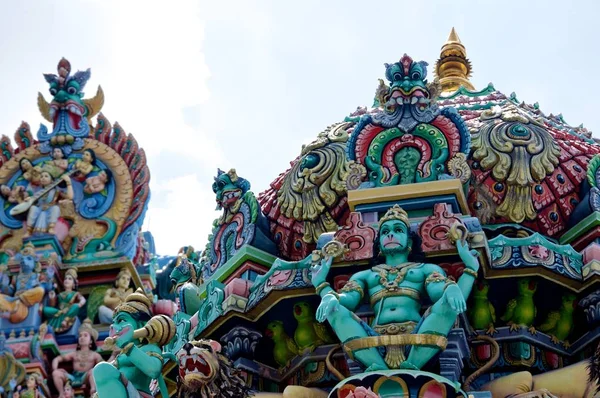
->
310;256;333;288
443;284;467;314
48;290;56;300
316;293;339;323
61;174;71;183
114;326;135;349
456;240;479;271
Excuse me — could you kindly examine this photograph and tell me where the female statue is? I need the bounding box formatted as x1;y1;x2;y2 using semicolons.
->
43;267;86;333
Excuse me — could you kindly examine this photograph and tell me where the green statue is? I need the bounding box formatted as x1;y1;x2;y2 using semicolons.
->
92;288;174;398
311;204;480;371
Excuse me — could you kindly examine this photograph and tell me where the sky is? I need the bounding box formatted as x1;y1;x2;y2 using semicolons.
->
0;0;599;255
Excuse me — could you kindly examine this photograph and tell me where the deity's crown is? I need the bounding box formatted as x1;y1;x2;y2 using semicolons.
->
117;267;132;279
379;204;410;227
20;242;36;257
79;318;99;342
115;287;153;318
65;267;78;281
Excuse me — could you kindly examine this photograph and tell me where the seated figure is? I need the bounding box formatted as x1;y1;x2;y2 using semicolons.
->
98;268;134;324
311;204;480;370
52;319;103;397
24;172;73;237
93;288;171;398
43;267;86;333
13;373;48;398
0;243;51;324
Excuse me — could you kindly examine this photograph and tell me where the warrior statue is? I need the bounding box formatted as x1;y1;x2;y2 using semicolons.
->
93;288;174;398
311;204;479;370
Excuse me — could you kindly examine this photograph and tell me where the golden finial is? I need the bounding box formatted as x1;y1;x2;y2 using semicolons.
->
435;27;475;94
379;204;410;227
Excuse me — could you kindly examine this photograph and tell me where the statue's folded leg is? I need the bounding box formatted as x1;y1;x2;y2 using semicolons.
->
403;298;458;369
326;304;388;371
92;362;128;398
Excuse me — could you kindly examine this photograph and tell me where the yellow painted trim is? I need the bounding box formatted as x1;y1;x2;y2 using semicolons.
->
373;375;409;397
348;179;468;213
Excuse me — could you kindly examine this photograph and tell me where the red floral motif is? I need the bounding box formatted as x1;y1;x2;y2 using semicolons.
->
528;245;550;260
418;203;463;254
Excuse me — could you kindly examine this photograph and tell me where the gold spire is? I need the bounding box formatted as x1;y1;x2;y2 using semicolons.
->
435;28;475;94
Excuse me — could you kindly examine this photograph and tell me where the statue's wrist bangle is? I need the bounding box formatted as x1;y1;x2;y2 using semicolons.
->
325;291;340;300
315;282;330;295
462;268;478;278
443;281;457;291
121;342;135;356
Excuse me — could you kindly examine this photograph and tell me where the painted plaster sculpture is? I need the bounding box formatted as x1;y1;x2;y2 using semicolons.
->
538;292;576;346
310;205;479;370
201;168;276;276
42;267;85;333
13;373;49;398
168;246;203;316
292;301;334;353
93;288;175;398
500;278;538;334
51;319;102;396
175;340;251;398
265;320;298;368
0;243;51;323
97;268;134;324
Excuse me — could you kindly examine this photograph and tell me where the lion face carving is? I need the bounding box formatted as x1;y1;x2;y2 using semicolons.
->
176;340;251;398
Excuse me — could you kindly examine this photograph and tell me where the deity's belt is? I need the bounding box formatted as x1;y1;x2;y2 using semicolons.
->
373;321;417;336
343;334;448;369
370;287;420;307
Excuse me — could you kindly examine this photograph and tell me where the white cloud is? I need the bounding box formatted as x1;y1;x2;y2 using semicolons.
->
145;174;219;255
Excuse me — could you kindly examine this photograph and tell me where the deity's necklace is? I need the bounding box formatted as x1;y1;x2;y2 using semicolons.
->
374;263;419;291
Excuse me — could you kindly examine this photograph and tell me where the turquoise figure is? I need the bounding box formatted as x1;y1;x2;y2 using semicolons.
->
168;246;203;316
93;288;175;398
310;204;480;370
43;267;86;333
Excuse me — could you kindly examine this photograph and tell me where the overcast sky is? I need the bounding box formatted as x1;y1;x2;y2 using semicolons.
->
0;0;598;255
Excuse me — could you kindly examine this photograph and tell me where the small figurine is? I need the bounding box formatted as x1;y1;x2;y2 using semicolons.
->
0;184;26;204
73;149;96;179
83;169;111;195
52;319;103;397
19;158;42;186
97;267;134;324
42;267;86;333
93;288;174;398
13;373;47;398
0;243;49;323
292;301;334;353
62;381;74;398
501;278;538;334
265;320;298;368
538;292;577;347
467;280;497;335
23;172;73;236
43;147;69;179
